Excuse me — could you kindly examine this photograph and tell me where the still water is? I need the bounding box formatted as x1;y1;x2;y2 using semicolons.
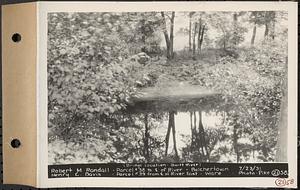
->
152;112;224;154
144;111;264;163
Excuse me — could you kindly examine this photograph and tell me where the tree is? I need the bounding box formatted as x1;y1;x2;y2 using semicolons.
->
264;11;276;39
208;12;231;50
192;22;198;59
209;12;247;51
197;18;206;53
249;11;265;45
161;11;175;60
188;12;195;51
190;12;208;59
251;23;257;45
232;12;239;47
119;12;162;56
231;115;241;163
231;12;247;48
165;111;179;161
144;114;150;162
190;111;209;161
178;11;208;57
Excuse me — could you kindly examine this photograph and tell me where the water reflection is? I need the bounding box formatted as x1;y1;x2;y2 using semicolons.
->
127;110;275;163
175;112;223;151
48;107;277;164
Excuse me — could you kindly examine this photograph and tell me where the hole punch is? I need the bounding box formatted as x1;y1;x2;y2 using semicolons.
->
11;33;21;42
10;139;21;148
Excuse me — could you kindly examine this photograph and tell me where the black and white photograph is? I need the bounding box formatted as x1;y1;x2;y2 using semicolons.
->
47;10;288;165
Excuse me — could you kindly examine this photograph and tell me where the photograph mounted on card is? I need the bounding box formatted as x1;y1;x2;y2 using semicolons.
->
1;1;298;188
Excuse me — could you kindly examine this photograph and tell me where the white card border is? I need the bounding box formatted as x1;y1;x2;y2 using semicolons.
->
37;1;298;188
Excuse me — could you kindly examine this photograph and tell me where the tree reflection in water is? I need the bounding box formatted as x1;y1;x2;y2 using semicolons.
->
126;106;276;163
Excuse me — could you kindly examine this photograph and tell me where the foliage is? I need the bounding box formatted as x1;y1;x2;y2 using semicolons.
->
48;13;137;119
193;41;286;161
118;12;163;56
208;12;248;50
249;11;268;26
48;11;288;164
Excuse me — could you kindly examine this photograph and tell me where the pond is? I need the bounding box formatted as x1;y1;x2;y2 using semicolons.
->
123;84;273;163
48;84;277;164
128;109;267;163
152;111;224;155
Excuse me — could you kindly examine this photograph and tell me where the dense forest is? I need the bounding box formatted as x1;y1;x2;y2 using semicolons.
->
48;11;288;164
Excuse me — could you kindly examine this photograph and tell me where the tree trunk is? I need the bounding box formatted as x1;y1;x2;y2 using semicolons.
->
199;25;205;53
275;57;288;162
161;12;171;59
193;112;197;134
197;19;202;53
190;112;194;146
165;113;172;156
221;28;227;51
193;112;199;151
190;112;197;152
270;14;276;40
170;111;179;160
169;12;175;59
192;22;197;60
141;16;147;52
233;124;239;163
264;11;276;40
198;111;209;160
251;23;257;45
189;13;192;51
144;114;150;162
197;111;204;156
233;12;238;47
264;23;269;38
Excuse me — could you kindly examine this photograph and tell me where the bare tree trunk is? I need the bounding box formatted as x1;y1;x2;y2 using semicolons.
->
193;111;197;150
270;14;276;40
193;112;197;134
197;19;202;54
189;13;192;51
198;110;209;161
169;12;175;59
190;112;194;146
199;25;206;53
170;111;179;160
233;124;240;163
221;28;227;51
144;114;150;162
161;12;175;60
190;112;197;152
264;11;276;40
190;112;193;131
251;23;257;45
165;113;172;156
264;23;269;38
161;12;171;59
233;12;238;47
192;22;198;60
197;111;204;156
141;15;147;52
